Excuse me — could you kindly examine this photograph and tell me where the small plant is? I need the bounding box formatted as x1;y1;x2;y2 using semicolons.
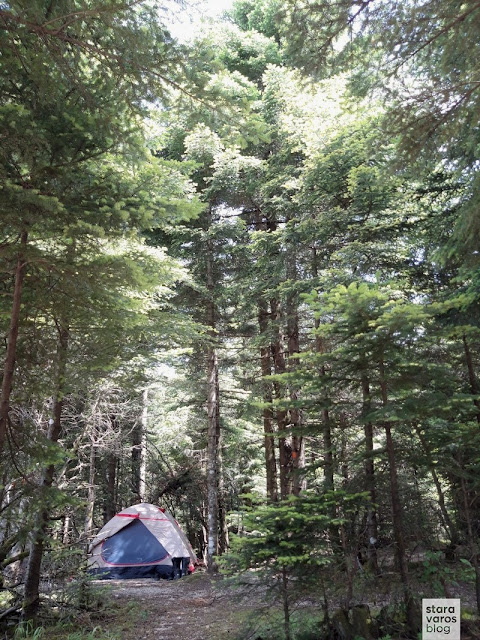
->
290;611;325;640
45;628;119;640
419;551;457;596
458;557;476;583
65;630;116;640
13;620;45;640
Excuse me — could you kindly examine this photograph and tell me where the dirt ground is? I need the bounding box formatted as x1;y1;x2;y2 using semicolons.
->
94;572;262;640
55;566;479;640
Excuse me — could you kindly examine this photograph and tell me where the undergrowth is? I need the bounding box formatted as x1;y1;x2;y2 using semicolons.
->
6;582;144;640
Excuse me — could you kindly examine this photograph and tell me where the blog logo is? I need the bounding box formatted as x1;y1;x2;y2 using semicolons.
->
422;598;460;639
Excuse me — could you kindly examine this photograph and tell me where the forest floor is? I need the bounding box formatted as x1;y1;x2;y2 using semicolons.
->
39;563;480;640
94;571;255;640
45;571;275;640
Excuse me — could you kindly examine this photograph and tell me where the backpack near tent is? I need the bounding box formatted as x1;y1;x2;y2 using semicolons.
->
88;503;197;580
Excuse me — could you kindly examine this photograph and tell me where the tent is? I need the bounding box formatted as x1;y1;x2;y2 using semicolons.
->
88;503;197;579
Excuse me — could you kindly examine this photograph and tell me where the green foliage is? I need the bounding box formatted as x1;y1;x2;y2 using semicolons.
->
2;0;480;631
419;551;459;596
419;552;476;596
13;621;45;640
36;627;119;640
229;0;282;43
224;491;369;576
217;27;283;86
236;607;325;640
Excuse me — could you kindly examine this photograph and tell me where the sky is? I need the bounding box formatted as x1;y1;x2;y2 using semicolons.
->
167;0;235;41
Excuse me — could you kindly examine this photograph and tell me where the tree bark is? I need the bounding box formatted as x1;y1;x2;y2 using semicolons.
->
459;468;480;614
462;334;480;424
206;211;219;572
216;329;228;553
254;209;278;501
285;240;304;496
271;297;290;499
281;566;291;640
0;230;28;456
284;215;307;495
140;388;148;501
206;332;219;570
258;298;278;501
84;439;96;539
23;320;69;620
105;451;118;523
312;246;338;544
414;424;459;547
131;389;147;503
361;373;379;573
312;246;334;495
104;415;118;523
217;411;229;554
378;353;418;635
62;512;71;546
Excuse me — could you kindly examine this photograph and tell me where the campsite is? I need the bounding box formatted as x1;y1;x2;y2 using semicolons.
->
87;504;196;581
43;573;251;640
1;0;480;638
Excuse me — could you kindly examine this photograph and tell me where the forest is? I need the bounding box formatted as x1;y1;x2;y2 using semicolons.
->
1;0;480;638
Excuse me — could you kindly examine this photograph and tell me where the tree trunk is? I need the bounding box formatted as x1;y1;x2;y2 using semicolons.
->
206;212;219;572
105;451;118;523
459;469;480;614
281;566;291;640
339;519;356;608
285;241;304;495
378;353;418;635
255;209;279;501
258;298;278;501
0;230;28;456
206;336;219;570
322;396;334;493
271;297;290;499
414;424;459;547
131;389;147;503
140;388;148;501
104;414;118;523
217;415;229;554
462;334;480;424
312;246;338;545
23;321;69;620
62;513;71;546
312;246;335;493
361;373;379;573
84;440;96;539
216;336;229;554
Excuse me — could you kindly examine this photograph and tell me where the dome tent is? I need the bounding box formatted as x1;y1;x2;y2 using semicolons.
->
88;503;197;580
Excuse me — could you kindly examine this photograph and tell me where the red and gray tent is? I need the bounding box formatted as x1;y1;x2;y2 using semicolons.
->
88;503;197;579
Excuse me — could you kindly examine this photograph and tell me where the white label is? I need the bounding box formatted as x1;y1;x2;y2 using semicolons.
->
422;599;460;640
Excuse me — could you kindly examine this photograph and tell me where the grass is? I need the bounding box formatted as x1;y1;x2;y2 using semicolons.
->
12;597;148;640
226;604;327;640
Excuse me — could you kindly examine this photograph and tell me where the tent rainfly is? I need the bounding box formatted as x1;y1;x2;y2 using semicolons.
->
88;503;197;580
